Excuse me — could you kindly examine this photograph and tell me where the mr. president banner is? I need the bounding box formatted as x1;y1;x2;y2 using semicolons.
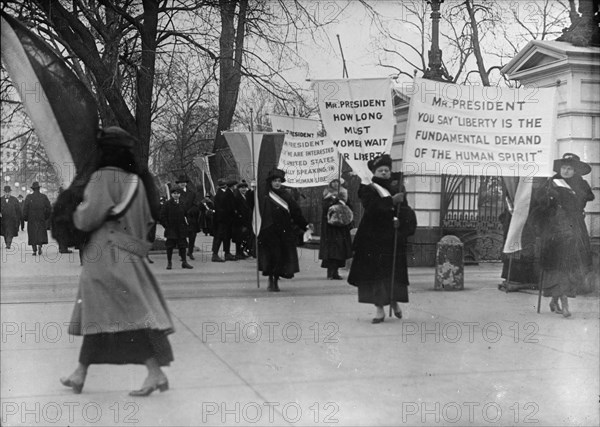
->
1;13;98;187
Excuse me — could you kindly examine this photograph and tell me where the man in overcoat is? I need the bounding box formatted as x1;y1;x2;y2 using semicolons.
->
23;182;51;256
1;185;21;249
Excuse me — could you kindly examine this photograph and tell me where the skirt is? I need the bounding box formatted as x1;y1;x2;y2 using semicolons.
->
79;329;173;366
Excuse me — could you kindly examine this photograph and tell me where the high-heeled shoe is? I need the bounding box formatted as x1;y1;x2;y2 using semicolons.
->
129;380;169;397
60;377;84;394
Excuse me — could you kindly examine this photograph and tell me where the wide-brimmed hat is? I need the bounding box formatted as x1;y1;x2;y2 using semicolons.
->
553;153;591;176
175;174;190;183
367;154;392;172
3;185;11;192
266;168;286;183
97;126;136;149
31;182;41;189
217;178;228;187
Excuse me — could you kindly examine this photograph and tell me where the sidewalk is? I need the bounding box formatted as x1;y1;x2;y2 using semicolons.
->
1;232;599;426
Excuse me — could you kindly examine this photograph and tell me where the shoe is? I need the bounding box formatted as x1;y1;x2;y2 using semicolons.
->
549;298;562;314
129;380;169;397
212;255;225;262
60;377;84;394
224;253;236;261
182;261;193;269
188;253;195;260
166;262;172;270
371;316;385;324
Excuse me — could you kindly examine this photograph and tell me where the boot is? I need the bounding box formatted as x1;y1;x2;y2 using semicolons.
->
549;297;562;314
560;296;571;318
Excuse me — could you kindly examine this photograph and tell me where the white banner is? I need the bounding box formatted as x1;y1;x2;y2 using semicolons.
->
270;114;320;137
402;78;557;177
315;78;395;182
278;136;339;187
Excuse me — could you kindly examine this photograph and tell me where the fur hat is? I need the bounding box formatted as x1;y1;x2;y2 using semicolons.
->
553;153;591;176
175;174;190;183
31;181;41;189
266;168;286;183
367;154;392;172
97;126;136;149
3;185;11;192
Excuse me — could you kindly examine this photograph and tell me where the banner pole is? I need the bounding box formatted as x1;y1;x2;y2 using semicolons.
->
250;108;260;288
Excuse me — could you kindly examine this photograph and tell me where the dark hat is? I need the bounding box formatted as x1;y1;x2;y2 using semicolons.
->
266;168;286;183
367;154;393;172
97;126;136;149
170;185;183;194
3;185;11;192
237;180;249;189
175;174;190;183
31;181;41;189
553;153;591;176
217;178;228;187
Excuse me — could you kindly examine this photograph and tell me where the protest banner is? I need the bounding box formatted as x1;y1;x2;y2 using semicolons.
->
402;78;557;177
270;114;320;137
315;77;395;182
278;136;338;187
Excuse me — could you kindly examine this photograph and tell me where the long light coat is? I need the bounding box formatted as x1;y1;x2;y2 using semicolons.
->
68;167;173;336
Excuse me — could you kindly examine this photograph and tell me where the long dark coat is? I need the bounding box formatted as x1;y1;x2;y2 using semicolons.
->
23;191;51;245
1;195;21;239
318;193;352;268
532;174;594;297
348;177;417;305
258;188;308;278
159;199;189;240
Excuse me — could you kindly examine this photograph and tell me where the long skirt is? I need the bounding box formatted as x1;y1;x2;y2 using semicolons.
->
79;329;173;367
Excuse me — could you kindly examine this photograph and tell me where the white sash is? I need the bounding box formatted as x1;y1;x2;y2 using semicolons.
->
269;191;289;212
371;182;391;198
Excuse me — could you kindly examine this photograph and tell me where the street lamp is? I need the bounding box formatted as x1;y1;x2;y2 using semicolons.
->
423;0;453;82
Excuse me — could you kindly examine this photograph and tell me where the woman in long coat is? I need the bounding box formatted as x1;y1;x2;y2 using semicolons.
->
533;153;594;318
348;155;417;323
1;185;21;249
318;179;352;280
23;182;51;255
258;169;309;292
60;127;174;396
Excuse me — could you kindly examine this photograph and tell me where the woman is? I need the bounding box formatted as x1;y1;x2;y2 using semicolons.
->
60;127;174;396
258;168;309;292
348;154;417;323
318;178;352;280
533;153;594;318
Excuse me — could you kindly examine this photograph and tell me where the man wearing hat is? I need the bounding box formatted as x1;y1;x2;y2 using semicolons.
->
211;177;237;262
23;181;51;256
1;185;22;249
175;174;199;260
534;153;595;318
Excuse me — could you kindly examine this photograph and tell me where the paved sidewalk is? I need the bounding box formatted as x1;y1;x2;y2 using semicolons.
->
1;232;599;426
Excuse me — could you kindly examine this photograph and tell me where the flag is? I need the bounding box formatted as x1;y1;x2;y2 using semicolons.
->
1;13;98;187
223;132;285;234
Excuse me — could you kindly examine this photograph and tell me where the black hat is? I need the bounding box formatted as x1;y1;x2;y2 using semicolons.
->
367;154;392;172
170;185;183;194
97;126;136;149
175;174;190;184
266;168;286;183
217;178;228;187
31;181;41;189
553;153;591;176
3;185;11;192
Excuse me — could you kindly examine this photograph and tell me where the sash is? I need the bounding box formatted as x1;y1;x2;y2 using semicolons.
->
268;191;289;212
371;182;391;198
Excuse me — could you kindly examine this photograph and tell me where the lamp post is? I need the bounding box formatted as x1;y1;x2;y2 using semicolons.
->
423;0;453;82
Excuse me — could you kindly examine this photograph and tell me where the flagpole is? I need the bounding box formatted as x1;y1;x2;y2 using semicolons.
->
250;108;260;288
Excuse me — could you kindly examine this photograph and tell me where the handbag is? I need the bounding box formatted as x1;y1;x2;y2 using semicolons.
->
327;202;353;227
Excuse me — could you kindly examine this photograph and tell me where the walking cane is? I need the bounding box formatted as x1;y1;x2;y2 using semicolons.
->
389;202;402;318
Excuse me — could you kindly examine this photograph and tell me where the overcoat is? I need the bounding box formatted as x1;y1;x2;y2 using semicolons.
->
159;199;189;239
68;167;173;336
23;191;51;245
318;193;352;268
348;176;417;305
1;195;21;238
258;188;308;278
532;174;594;296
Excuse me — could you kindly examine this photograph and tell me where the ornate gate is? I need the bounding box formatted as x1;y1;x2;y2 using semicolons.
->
440;175;505;263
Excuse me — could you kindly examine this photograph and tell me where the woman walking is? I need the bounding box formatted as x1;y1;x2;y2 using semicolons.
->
318;179;353;280
348;155;417;323
534;153;595;318
60;127;174;396
258;169;309;292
